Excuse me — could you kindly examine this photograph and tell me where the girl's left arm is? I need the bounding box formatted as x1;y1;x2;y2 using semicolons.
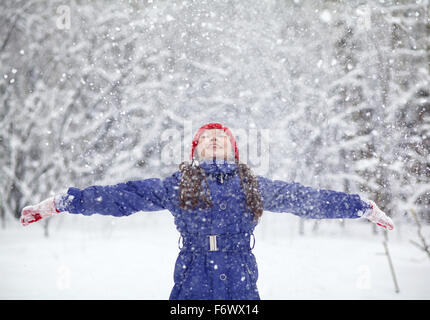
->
257;175;370;219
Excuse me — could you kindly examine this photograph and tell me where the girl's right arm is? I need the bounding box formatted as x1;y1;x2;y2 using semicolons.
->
20;172;180;225
57;178;172;216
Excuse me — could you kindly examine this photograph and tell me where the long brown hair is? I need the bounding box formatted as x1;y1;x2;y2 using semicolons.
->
178;158;263;221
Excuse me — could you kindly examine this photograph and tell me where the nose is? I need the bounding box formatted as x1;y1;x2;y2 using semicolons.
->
206;133;217;143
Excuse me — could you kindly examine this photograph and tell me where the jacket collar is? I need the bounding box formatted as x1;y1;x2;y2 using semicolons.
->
198;159;238;176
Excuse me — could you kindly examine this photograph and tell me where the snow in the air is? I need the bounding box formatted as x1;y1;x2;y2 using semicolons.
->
1;0;429;300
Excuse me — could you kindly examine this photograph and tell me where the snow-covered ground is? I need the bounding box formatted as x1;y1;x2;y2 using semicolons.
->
1;211;429;300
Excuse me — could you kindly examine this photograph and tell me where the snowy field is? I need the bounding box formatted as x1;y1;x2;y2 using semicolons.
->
1;211;429;300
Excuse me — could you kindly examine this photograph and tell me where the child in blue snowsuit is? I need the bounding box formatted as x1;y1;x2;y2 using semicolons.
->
21;122;394;300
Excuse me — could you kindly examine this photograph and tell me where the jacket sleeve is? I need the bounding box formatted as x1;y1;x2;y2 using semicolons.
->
55;173;179;217
257;175;371;219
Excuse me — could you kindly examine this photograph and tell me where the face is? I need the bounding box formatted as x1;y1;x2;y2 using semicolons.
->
195;129;234;161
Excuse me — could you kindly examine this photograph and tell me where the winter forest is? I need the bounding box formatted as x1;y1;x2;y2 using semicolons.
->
1;0;429;299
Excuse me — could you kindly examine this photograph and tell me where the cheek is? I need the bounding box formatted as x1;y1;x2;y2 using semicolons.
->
223;140;232;151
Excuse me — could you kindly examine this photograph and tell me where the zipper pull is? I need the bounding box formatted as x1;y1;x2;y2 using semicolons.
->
220;173;223;183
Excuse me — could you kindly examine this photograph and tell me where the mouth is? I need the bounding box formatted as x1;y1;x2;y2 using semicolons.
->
207;143;223;148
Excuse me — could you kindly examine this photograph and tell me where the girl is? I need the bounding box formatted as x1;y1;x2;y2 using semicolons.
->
20;122;394;300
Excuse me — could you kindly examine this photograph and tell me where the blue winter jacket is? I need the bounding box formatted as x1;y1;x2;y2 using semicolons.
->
55;159;371;300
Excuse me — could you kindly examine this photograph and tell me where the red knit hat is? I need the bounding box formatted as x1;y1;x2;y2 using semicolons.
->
190;123;239;161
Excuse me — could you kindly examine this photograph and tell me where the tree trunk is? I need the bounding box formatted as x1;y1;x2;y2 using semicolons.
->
383;231;400;294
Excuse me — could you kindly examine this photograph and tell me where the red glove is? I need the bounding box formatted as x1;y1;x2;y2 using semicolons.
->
20;197;61;226
363;200;394;231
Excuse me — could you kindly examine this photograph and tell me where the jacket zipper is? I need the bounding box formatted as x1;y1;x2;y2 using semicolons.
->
246;264;252;275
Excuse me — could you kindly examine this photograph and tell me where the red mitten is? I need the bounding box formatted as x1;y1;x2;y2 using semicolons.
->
20;197;61;226
363;200;394;231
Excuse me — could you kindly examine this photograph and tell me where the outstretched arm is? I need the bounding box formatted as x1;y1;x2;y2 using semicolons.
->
21;172;180;226
55;178;170;216
257;175;394;229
